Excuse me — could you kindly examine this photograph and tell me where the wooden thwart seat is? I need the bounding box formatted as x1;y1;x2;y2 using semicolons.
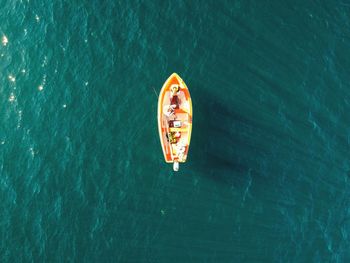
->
169;128;188;132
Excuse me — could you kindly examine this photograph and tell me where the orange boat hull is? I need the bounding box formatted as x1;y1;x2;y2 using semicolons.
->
158;73;193;164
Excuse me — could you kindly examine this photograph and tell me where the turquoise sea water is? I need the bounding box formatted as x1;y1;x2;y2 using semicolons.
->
1;0;350;262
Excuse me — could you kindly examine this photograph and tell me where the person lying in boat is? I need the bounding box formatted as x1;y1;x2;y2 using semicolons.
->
166;132;176;144
170;95;180;109
164;105;176;118
171;84;180;94
170;85;180;109
166;131;181;144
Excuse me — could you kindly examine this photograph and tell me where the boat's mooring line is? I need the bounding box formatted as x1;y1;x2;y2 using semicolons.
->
151;86;158;98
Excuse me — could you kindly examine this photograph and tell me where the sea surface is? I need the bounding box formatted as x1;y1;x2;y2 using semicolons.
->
1;0;350;262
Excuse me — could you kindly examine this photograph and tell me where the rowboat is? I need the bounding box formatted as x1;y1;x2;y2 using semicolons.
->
158;73;193;171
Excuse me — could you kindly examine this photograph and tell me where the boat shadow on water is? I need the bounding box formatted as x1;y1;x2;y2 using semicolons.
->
189;89;257;187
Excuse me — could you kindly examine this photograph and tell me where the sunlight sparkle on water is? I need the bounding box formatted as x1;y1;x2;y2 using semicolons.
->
2;35;8;46
8;75;16;82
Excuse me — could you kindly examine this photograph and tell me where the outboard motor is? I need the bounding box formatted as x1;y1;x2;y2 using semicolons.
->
173;161;179;172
